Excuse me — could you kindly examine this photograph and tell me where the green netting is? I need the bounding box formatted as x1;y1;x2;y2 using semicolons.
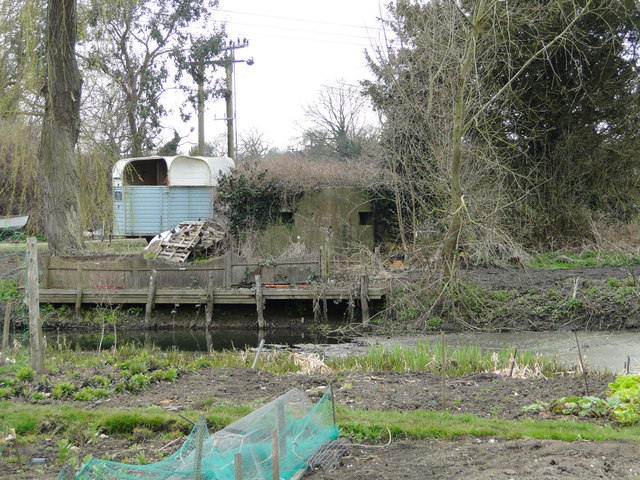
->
60;386;339;480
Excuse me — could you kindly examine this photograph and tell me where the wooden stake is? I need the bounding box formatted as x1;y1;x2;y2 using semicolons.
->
271;428;280;480
441;330;446;412
144;269;157;325
234;452;243;480
205;272;215;327
256;275;265;329
27;237;44;374
574;331;590;396
360;274;370;327
10;428;22;470
75;265;83;317
2;301;11;355
277;399;286;454
224;251;233;288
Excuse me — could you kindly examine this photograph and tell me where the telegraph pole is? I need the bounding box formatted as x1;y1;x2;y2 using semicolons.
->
225;50;235;160
194;39;251;159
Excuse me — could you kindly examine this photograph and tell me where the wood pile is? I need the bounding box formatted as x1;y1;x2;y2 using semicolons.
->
154;221;227;263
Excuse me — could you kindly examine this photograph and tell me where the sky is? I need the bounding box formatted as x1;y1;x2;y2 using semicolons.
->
183;0;388;152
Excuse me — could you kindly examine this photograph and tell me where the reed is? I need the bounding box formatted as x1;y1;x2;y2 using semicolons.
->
328;340;561;377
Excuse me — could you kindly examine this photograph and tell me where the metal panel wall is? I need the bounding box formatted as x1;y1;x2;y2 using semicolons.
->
167;187;213;226
114;186;213;237
123;186;168;236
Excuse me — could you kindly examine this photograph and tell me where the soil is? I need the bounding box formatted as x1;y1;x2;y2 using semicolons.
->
2;367;639;480
3;258;640;479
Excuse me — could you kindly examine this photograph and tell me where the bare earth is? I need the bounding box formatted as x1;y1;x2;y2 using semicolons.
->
3;261;640;478
2;367;639;480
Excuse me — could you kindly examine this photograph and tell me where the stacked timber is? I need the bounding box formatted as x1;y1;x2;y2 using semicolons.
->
154;221;227;263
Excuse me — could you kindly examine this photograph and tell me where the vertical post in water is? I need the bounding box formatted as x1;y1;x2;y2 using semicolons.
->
360;273;370;327
234;452;243;480
255;275;265;329
271;428;280;480
144;269;157;326
441;330;446;412
27;237;44;374
574;331;590;396
205;271;215;328
75;265;83;317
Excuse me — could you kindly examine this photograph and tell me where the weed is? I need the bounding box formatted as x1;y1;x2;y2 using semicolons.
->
51;382;76;399
56;439;77;466
30;391;46;402
15;366;35;382
135;451;150;465
606;278;622;289
127;374;151;392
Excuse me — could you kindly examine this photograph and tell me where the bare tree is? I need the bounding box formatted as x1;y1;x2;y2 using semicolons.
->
237;128;269;161
301;80;375;160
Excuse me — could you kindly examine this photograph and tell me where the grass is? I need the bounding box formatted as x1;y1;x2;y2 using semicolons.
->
337;407;640;443
529;250;640;269
2;400;639;451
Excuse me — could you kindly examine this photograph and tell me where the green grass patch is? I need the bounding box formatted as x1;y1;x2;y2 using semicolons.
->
337;407;640;443
530;250;640;269
0;401;253;440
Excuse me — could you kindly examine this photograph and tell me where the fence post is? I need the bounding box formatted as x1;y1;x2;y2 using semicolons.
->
27;237;44;374
75;265;83;317
205;272;215;327
144;269;157;325
271;428;280;480
360;273;370;327
224;251;233;288
234;452;243;480
255;275;265;329
2;302;11;352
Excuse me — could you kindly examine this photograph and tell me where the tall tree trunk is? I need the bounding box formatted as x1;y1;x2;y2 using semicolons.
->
442;5;481;281
40;0;84;256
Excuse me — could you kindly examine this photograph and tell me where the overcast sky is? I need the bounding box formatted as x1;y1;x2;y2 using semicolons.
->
182;0;388;153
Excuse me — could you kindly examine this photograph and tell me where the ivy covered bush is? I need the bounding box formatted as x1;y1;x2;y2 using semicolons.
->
217;164;285;238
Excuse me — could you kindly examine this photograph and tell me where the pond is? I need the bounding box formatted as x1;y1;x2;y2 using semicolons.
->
47;328;638;374
52;328;345;352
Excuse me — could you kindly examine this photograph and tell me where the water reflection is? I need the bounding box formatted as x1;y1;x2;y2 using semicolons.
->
54;328;341;352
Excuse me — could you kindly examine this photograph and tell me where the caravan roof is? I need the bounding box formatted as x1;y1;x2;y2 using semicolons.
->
112;155;234;187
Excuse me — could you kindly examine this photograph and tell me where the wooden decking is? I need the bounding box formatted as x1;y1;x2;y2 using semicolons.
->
38;285;386;305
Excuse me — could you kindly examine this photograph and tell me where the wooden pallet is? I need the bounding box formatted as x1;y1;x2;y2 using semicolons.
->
154;222;204;262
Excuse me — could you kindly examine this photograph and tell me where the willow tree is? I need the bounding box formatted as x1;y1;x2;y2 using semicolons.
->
39;0;84;254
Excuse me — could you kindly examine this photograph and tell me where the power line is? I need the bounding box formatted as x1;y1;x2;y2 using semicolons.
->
221;19;380;42
217;8;385;33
